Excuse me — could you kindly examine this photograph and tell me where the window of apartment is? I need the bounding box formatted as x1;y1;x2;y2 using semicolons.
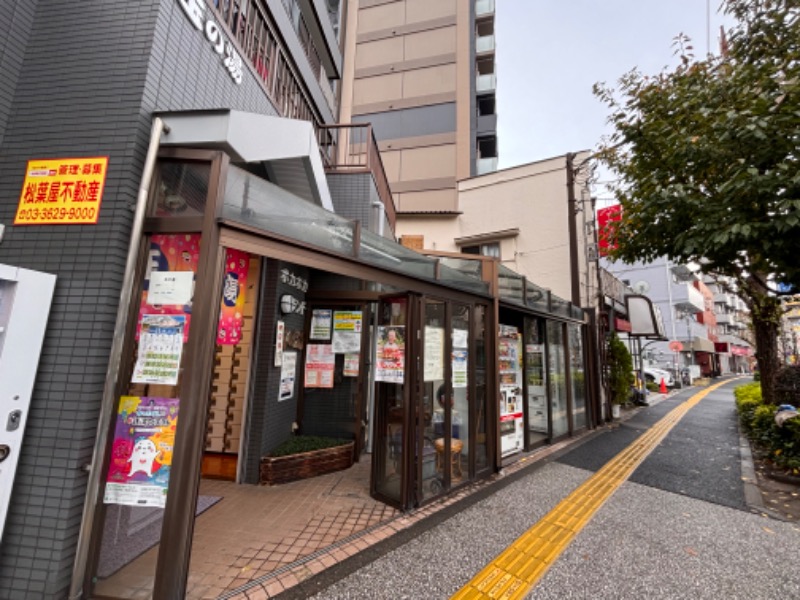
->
477;94;496;117
476;17;494;37
462;242;500;258
476;55;495;75
477;136;497;159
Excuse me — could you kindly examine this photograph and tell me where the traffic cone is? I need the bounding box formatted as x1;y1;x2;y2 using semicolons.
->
659;378;667;394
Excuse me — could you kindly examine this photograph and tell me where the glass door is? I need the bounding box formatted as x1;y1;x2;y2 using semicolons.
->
568;323;587;430
524;317;549;447
420;300;446;502
371;294;413;508
547;320;569;438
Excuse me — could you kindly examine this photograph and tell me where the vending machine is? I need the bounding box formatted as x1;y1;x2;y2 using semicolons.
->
498;324;524;457
0;264;56;541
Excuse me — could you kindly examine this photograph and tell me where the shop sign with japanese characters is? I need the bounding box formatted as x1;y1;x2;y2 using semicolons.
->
14;157;109;225
178;0;243;84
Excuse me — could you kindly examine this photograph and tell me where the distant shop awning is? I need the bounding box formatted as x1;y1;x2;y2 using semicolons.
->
615;317;632;332
157;109;334;211
714;342;730;353
691;337;716;353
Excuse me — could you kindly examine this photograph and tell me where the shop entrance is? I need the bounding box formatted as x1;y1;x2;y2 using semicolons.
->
372;294;482;510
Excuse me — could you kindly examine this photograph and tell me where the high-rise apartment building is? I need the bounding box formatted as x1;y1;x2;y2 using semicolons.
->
340;0;498;243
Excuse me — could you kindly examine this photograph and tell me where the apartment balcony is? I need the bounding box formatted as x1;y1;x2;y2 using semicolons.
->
476;34;495;54
317;123;396;230
672;282;705;314
713;292;734;307
476;157;498;175
476;0;495;17
716;312;737;327
476;73;496;93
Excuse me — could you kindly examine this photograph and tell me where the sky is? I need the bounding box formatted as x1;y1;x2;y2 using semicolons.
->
495;0;733;201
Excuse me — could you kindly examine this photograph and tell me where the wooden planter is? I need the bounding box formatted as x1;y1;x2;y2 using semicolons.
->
260;441;355;485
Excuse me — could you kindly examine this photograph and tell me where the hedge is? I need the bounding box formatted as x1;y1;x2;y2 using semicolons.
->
735;382;800;471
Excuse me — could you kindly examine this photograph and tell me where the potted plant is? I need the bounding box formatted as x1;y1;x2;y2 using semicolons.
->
260;435;355;485
607;332;635;418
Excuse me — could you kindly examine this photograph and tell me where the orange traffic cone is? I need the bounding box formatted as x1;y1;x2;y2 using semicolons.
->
659;378;667;394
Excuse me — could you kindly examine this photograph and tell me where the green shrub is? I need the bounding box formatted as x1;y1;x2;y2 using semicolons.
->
608;333;634;405
751;404;779;445
268;435;350;457
774;365;800;406
736;380;800;472
735;382;763;432
645;381;658;392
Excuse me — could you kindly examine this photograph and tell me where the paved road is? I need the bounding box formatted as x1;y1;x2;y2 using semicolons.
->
289;379;800;599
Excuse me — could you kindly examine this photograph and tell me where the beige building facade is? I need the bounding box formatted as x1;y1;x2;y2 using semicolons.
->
340;0;497;220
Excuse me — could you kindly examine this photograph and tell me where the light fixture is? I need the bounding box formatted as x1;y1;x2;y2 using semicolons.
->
280;294;298;314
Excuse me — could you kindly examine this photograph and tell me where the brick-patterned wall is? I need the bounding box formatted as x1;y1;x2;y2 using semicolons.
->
0;1;287;596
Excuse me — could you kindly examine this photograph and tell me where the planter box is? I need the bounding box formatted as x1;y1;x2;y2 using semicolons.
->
260;441;355;485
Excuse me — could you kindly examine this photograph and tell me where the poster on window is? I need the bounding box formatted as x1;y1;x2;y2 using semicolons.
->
310;309;333;340
332;311;362;353
424;326;444;381
452;349;468;388
132;315;185;385
104;396;179;508
137;233;200;343
279;351;297;401
376;326;405;383
216;248;250;345
344;353;360;377
304;344;335;388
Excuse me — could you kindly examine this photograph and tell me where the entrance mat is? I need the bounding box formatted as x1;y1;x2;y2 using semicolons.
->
97;495;222;578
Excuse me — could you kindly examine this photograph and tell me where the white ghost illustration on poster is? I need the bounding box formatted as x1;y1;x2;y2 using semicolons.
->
127;439;161;477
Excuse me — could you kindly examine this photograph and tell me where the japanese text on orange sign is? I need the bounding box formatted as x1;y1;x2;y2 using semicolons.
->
14;157;109;225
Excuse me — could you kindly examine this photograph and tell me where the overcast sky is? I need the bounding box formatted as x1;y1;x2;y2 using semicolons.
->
495;1;733;200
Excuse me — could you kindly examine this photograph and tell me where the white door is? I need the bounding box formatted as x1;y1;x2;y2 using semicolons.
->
0;264;56;541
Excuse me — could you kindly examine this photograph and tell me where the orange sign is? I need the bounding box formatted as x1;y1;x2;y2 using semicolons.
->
14;157;109;225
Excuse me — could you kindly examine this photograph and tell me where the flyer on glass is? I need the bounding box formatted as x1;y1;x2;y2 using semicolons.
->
424;326;444;381
375;326;405;383
304;344;335;388
344;353;360;377
310;309;333;340
332;311;362;353
132;314;185;385
104;396;179;508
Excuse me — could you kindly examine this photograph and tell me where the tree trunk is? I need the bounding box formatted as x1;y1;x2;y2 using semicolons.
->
752;309;780;404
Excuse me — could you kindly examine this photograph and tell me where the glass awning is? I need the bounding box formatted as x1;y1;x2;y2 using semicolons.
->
222;165;489;295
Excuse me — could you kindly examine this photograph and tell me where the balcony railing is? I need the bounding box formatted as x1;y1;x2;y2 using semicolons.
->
476;156;498;175
317;123;396;230
476;0;495;17
476;34;495;54
672;282;705;314
476;73;496;93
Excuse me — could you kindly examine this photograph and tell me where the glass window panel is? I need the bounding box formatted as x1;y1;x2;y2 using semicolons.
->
525;317;548;446
437;262;489;294
421;301;446;501
223;165;356;256
451;303;470;483
150;160;209;217
473;305;489;471
569;323;587;430
547;320;569;438
360;229;436;279
526;282;549;313
498;265;524;304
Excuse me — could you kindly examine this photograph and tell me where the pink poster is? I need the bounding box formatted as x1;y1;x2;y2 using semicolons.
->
137;234;201;343
217;248;250;345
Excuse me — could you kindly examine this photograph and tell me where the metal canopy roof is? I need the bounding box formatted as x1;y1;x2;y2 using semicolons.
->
157;109;334;212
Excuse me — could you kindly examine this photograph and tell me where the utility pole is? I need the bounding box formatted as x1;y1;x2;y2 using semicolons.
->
566;153;580;306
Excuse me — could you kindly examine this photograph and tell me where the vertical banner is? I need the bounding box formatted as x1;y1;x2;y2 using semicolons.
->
104;396;180;508
597;204;622;256
216;248;250;345
279;351;297;400
137;233;200;342
376;326;405;384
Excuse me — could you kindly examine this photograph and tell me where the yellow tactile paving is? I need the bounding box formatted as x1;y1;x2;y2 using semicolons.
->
452;379;735;600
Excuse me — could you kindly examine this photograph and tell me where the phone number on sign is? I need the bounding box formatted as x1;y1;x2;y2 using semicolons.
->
16;206;97;223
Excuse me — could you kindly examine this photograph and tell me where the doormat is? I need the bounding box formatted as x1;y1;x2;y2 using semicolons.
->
97;496;222;578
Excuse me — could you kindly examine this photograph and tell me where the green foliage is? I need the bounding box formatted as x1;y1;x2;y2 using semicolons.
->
594;0;800;403
268;435;350;457
735;381;800;470
774;365;800;405
607;333;635;405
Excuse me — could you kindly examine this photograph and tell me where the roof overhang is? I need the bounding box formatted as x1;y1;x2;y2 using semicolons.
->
455;228;520;246
157;109;334;212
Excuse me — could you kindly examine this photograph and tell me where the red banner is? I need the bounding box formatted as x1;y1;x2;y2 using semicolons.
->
597;204;622;256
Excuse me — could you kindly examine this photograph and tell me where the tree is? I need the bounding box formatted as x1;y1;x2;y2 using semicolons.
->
608;333;635;406
594;0;800;404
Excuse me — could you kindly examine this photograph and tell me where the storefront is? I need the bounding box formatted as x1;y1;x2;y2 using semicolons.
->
493;267;591;458
69;114;496;598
